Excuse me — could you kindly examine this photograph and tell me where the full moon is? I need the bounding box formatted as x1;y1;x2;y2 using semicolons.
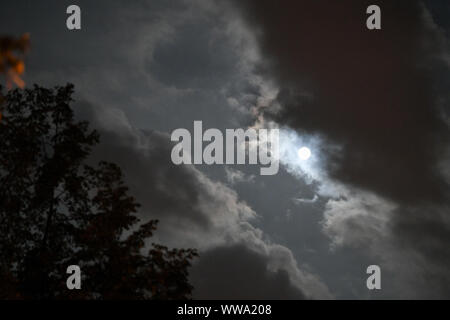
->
298;147;311;160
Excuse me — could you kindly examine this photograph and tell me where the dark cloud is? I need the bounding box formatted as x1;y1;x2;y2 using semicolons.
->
76;100;219;230
390;204;450;297
233;0;450;298
190;244;306;299
323;193;450;298
148;19;237;90
74;99;331;298
233;0;449;205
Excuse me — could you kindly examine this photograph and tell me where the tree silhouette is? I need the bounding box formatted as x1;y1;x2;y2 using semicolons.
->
0;84;197;299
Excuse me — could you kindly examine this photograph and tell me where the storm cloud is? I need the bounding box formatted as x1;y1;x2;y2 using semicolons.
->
232;0;450;298
233;0;449;205
190;244;306;299
75;99;331;299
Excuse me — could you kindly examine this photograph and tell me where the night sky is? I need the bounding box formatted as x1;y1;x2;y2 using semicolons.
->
1;0;449;299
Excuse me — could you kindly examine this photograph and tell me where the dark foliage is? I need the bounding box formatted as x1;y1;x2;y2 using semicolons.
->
0;84;197;299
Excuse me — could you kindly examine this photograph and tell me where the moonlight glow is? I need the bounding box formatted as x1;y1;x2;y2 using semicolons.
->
298;147;311;160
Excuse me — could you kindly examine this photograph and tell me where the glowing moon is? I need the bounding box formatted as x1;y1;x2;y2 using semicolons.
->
298;147;311;160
